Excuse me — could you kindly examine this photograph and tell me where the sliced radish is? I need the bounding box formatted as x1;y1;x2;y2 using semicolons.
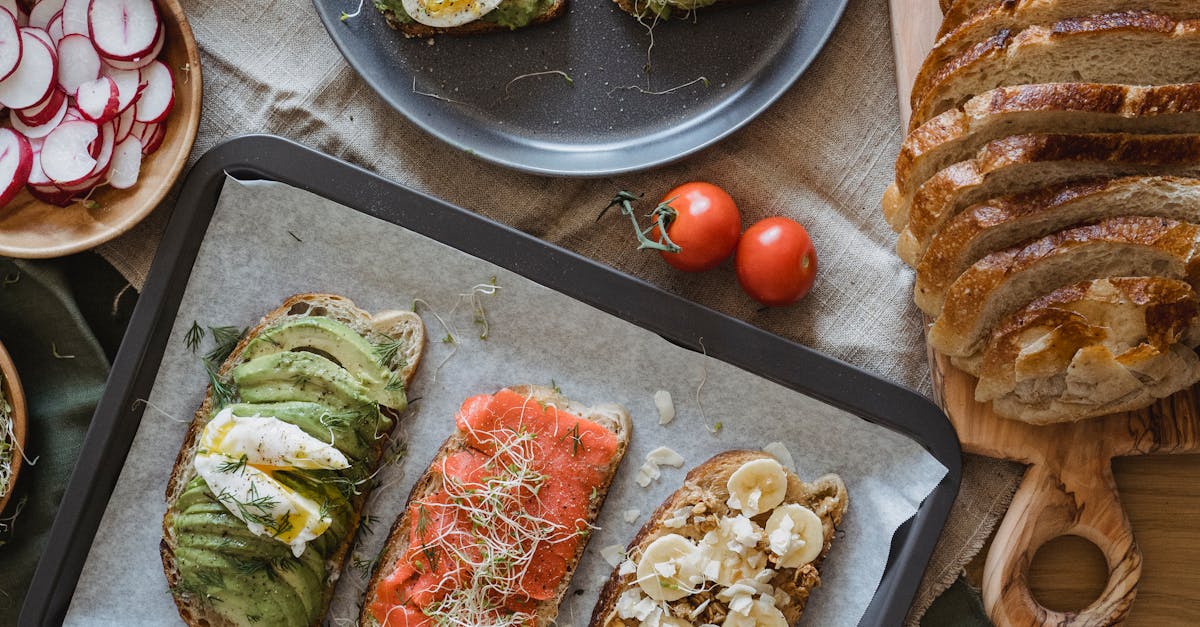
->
75;75;116;122
55;170;100;192
46;11;62;45
139;120;161;154
99;64;138;111
16;87;65;125
11;92;66;137
0;9;20;82
105;134;136;188
29;183;73;205
111;101;132;139
0;127;30;207
132;59;169;122
88;117;114;175
40;118;97;184
60;0;87;36
55;33;99;93
0;1;19;26
0;31;55;109
87;0;158;61
27;148;49;185
30;0;65;30
63;105;80;121
97;24;159;69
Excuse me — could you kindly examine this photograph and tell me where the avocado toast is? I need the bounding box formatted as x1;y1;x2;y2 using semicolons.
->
613;0;759;21
161;294;426;627
375;0;565;37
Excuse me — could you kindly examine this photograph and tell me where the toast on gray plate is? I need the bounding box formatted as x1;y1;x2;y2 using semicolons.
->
162;294;426;627
911;12;1200;129
360;385;631;626
612;0;758;20
375;0;565;37
975;277;1200;423
590;450;847;627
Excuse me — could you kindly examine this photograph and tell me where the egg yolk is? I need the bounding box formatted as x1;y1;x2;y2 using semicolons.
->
420;0;477;16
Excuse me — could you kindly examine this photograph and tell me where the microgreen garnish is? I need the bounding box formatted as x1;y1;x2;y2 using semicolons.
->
503;70;574;97
1;271;19;287
51;342;75;359
442;334;455;344
340;0;365;20
599;191;682;253
559;422;585;456
185;321;205;353
550;379;562;395
287;231;303;242
608;76;710;97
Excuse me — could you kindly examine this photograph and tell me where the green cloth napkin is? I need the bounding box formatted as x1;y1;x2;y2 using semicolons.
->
922;575;992;626
0;255;135;622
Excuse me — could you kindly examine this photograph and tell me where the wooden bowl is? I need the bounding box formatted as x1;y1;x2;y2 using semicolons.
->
0;0;202;259
0;339;26;515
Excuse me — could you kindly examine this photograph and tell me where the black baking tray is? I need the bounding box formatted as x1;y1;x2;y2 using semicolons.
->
23;135;961;626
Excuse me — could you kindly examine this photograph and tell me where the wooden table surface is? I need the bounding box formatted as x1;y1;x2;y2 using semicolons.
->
888;2;1200;624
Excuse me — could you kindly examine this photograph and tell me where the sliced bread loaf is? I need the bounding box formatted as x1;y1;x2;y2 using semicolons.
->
884;83;1200;230
896;134;1200;266
975;277;1200;424
939;0;1000;35
910;12;1200;129
915;176;1200;314
927;216;1200;360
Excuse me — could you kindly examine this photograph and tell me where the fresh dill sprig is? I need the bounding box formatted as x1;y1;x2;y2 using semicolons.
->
185;321;205;353
373;338;405;368
205;326;246;364
217;454;249;475
384;372;405;392
205;362;235;408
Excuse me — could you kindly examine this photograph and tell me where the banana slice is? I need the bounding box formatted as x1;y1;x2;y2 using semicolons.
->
765;503;824;568
726;458;788;517
637;533;703;601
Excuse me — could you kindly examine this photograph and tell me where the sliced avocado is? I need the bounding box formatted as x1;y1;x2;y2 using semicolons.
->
226;401;384;463
232;352;376;411
243;317;407;410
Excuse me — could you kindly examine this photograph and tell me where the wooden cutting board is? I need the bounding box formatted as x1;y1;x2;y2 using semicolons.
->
889;2;1200;625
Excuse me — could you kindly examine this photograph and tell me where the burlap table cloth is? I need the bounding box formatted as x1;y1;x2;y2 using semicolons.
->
96;0;1024;621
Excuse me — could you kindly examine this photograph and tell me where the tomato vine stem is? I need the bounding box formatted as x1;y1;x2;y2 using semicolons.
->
601;191;682;253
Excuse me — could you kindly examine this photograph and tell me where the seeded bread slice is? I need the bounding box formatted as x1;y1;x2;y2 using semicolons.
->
975;277;1200;424
360;385;631;627
915;176;1200;315
910;12;1200;130
895;133;1200;266
927;216;1200;361
378;0;565;37
590;450;847;627
161;294;427;627
884;84;1200;231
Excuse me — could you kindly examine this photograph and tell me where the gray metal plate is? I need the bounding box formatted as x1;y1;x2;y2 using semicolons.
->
313;0;847;175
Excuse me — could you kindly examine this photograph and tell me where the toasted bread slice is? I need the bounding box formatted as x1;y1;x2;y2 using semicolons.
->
611;0;758;20
378;0;565;37
161;294;426;627
885;84;1200;230
975;277;1200;424
919;2;1200;106
927;216;1200;360
590;450;848;627
360;385;631;626
915;176;1200;315
910;12;1200;130
894;133;1200;266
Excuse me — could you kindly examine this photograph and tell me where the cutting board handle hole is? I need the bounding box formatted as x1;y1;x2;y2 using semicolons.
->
1029;534;1109;612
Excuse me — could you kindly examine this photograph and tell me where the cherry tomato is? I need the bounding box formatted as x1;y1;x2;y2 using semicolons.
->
736;217;818;306
650;182;742;272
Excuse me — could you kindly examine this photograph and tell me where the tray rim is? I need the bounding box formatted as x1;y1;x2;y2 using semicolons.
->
22;134;961;626
310;0;849;177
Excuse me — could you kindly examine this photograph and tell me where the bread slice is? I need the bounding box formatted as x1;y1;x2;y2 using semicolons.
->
360;385;631;626
884;84;1200;231
927;216;1200;361
910;12;1200;129
610;0;758;20
378;0;565;37
161;294;426;627
975;277;1200;424
939;0;1000;35
918;1;1200;108
895;133;1200;266
915;176;1200;315
590;450;848;627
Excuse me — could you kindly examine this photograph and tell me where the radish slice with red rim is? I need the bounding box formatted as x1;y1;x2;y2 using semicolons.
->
87;0;159;61
0;9;20;82
99;24;160;69
47;11;63;45
24;25;51;49
30;0;65;30
99;64;139;112
61;0;88;36
40;118;97;185
76;75;118;122
139;120;162;154
105;134;137;188
132;59;169;122
11;93;66;137
88;118;115;175
56;33;100;93
0;127;30;207
0;30;56;109
16;87;66;126
112;103;133;139
29;183;73;205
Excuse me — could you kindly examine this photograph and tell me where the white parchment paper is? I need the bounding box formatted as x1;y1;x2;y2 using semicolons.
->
66;178;946;626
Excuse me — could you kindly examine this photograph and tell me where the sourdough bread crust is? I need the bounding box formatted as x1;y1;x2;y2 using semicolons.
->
910;12;1200;129
359;385;632;627
914;176;1200;315
589;450;848;627
928;216;1200;360
161;294;426;627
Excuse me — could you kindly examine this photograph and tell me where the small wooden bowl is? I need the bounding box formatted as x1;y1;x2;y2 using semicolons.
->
0;0;202;259
0;339;26;515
